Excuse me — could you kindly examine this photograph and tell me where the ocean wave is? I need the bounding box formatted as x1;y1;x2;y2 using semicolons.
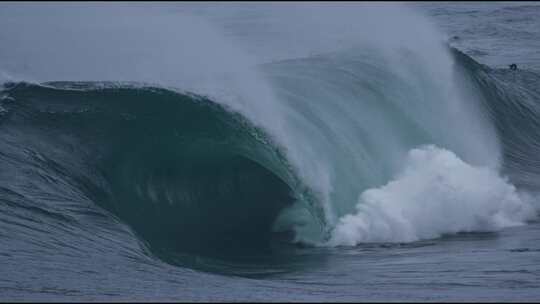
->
1;4;540;272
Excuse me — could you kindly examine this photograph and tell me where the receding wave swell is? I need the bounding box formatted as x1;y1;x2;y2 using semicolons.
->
0;49;539;269
453;49;540;189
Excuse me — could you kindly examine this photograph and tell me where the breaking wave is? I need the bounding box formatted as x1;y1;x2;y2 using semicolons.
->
1;3;539;269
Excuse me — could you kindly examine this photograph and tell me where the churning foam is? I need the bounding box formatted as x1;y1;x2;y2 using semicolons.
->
328;145;536;246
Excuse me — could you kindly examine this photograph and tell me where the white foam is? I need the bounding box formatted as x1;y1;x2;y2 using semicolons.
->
328;145;536;246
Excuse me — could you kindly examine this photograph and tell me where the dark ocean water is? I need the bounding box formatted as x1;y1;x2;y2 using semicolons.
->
2;2;540;301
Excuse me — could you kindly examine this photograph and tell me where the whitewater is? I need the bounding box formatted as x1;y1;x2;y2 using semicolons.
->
2;2;540;301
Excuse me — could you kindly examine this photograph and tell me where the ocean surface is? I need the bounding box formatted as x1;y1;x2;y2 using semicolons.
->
2;2;540;301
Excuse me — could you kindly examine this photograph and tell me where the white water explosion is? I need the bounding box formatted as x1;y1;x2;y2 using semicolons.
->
329;145;536;246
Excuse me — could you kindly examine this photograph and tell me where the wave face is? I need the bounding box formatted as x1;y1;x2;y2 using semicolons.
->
1;3;539;268
0;82;323;263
